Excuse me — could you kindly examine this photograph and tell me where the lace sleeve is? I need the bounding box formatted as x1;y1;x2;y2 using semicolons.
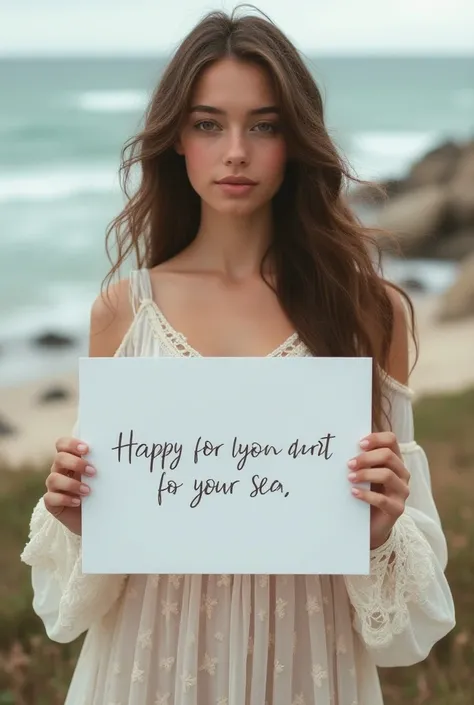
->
21;497;126;643
344;442;455;666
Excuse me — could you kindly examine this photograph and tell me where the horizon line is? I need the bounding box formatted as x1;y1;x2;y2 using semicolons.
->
0;50;473;60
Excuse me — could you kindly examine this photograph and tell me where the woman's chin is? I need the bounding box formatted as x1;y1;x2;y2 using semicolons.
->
205;196;266;218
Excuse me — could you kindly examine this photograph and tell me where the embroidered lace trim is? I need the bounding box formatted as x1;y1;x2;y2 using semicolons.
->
141;299;311;359
21;498;126;633
345;512;436;649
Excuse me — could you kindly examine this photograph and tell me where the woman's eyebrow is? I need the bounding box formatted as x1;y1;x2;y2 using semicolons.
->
189;104;280;115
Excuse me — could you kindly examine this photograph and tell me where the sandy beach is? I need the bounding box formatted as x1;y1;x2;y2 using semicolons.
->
1;294;473;469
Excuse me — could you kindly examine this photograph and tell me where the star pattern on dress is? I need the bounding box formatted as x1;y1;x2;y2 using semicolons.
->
159;656;175;672
161;599;178;618
311;663;328;688
217;574;231;588
168;574;182;589
180;672;197;693
154;693;171;705
258;608;268;622
216;698;228;705
187;632;196;646
258;574;269;588
336;635;347;655
275;597;288;619
247;636;254;654
112;662;122;676
202;593;218;619
322;595;329;606
274;659;284;675
151;575;161;588
131;662;145;683
137;629;152;650
214;631;224;642
305;595;321;616
349;666;356;678
292;631;297;654
199;652;218;675
291;695;306;705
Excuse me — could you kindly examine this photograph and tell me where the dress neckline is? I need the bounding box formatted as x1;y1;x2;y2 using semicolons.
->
143;298;309;359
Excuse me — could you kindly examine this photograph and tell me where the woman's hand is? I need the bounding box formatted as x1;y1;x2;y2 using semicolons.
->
44;437;96;536
348;432;410;549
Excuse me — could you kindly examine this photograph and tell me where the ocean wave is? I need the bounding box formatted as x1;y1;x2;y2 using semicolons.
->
348;131;442;181
0;166;119;202
72;90;149;113
0;284;94;344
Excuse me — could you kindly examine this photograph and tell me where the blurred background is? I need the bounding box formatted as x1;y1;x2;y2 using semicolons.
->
0;1;473;703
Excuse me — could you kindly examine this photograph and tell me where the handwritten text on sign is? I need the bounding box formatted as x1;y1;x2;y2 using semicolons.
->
79;357;372;575
111;430;335;508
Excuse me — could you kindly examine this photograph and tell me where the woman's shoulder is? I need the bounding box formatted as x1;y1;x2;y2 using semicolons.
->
89;277;135;357
377;282;414;395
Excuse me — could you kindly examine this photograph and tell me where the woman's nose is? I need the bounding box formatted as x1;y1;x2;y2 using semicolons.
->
223;132;249;166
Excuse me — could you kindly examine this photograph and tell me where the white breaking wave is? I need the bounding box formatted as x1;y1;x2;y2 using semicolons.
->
0;165;120;202
348;131;442;181
73;90;149;113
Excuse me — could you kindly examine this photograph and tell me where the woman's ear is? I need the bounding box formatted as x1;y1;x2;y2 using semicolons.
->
175;139;184;156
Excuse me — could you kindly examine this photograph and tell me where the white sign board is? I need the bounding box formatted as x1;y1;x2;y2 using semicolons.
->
79;357;372;575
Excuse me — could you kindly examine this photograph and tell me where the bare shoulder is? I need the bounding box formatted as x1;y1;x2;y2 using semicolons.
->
89;278;133;357
384;283;411;386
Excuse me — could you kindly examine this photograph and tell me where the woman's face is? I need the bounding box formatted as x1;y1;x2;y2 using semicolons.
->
177;58;287;217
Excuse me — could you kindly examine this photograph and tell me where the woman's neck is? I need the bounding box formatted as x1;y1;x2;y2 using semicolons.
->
187;206;274;280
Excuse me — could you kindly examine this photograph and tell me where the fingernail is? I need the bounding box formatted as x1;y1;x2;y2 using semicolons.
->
359;439;370;449
80;484;90;495
347;459;357;469
84;465;96;476
77;444;88;454
72;498;81;506
348;472;357;481
351;487;361;496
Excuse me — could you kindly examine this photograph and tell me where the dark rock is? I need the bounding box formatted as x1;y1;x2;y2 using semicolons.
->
430;229;474;261
448;143;474;226
33;332;75;349
37;386;71;404
0;415;16;437
405;141;463;190
375;185;449;256
399;278;427;293
438;252;474;322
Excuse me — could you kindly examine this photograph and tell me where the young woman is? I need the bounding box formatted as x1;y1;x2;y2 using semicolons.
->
21;9;455;705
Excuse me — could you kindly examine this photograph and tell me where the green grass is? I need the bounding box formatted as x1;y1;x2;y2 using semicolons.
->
1;388;473;703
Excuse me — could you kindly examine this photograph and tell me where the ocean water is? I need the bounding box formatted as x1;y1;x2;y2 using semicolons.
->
0;56;472;385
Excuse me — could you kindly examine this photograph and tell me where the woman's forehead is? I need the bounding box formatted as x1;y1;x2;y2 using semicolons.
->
190;58;278;111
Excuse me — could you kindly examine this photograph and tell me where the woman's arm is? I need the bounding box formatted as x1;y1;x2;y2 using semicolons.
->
344;287;456;666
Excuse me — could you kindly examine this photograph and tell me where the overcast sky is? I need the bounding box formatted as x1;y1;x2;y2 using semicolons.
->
1;0;473;56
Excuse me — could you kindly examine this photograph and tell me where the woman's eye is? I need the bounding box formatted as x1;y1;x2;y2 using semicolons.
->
195;120;218;132
254;122;277;134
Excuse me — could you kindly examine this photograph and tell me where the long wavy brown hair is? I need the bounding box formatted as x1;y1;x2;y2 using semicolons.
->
104;6;416;430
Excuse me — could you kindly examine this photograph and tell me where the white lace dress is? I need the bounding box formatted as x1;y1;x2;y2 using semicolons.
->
21;269;455;705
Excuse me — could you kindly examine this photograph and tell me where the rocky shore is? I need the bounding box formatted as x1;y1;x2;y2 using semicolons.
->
352;138;474;321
